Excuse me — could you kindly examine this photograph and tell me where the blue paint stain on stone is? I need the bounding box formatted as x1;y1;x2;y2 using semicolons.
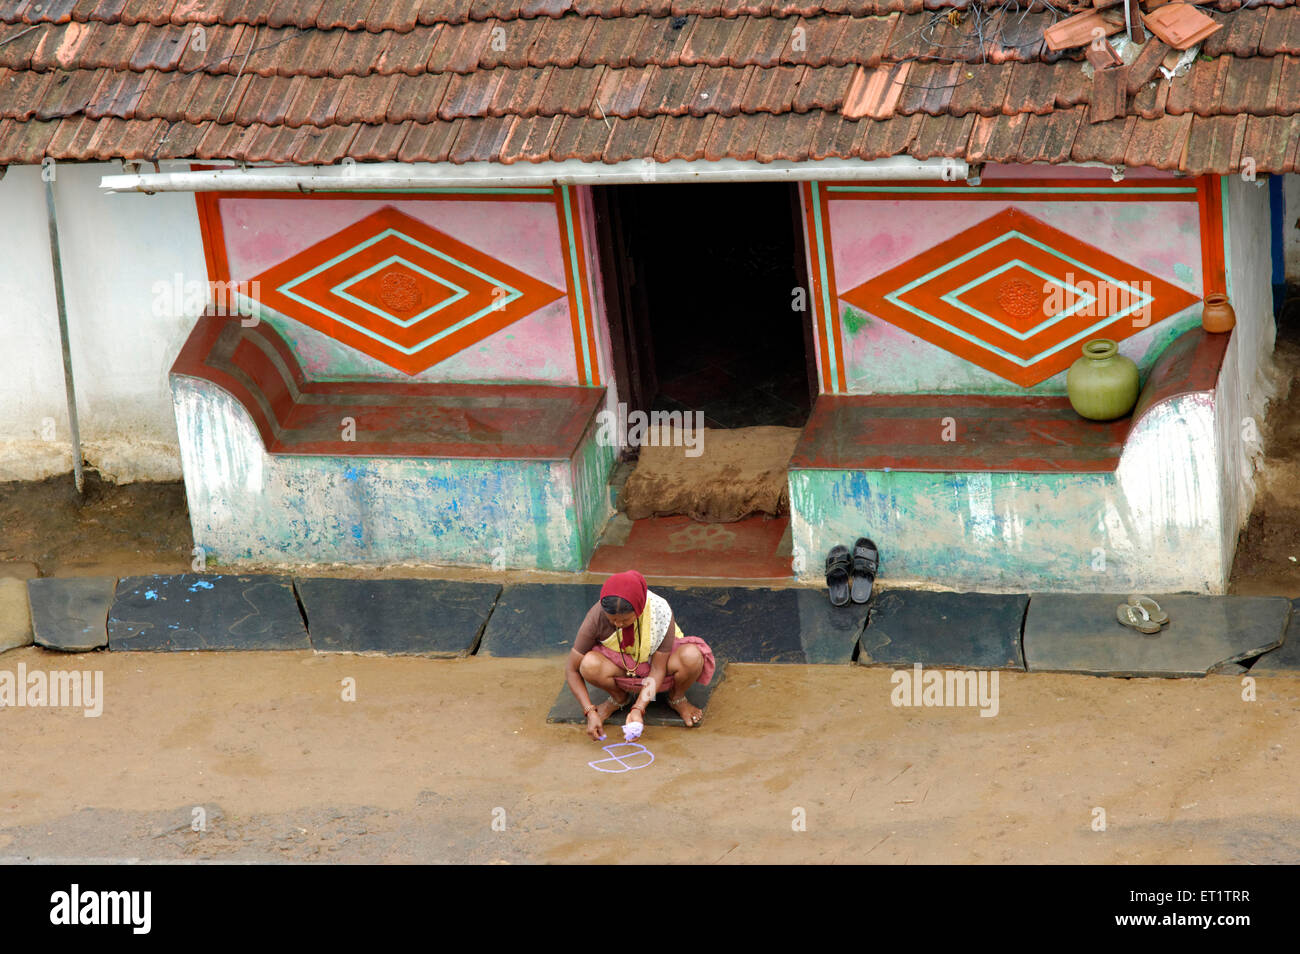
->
144;589;158;600
351;524;364;541
188;580;215;592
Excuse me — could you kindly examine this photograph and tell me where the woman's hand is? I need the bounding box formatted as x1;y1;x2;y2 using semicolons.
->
586;709;606;742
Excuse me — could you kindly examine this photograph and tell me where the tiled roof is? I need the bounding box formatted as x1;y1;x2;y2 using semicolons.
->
0;1;1297;172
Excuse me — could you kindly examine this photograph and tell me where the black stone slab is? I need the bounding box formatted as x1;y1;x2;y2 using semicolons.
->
857;589;1028;670
28;577;116;652
1249;598;1300;674
296;578;500;656
478;583;604;657
108;574;309;651
482;584;864;663
547;662;726;728
654;586;864;664
1024;594;1290;678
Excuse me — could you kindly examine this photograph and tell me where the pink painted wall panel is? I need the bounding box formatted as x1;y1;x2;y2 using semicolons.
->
825;197;1204;395
217;196;585;385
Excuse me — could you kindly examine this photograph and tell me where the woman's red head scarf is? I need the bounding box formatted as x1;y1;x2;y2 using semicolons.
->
600;570;647;648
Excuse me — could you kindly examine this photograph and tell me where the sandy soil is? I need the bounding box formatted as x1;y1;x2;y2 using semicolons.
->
620;425;800;522
2;646;1298;864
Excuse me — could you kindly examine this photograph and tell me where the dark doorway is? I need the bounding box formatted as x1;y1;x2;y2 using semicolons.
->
594;182;816;429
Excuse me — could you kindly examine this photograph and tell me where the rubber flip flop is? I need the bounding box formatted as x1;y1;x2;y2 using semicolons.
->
850;536;879;604
1117;603;1161;635
1127;595;1169;626
826;545;852;608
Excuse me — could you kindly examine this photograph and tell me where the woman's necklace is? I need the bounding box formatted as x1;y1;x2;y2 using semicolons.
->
618;617;640;677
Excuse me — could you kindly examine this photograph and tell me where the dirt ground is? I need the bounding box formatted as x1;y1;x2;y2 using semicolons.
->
3;646;1298;864
5;303;1300;863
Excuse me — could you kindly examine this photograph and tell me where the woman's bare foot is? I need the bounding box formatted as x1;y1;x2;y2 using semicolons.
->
594;690;629;721
668;695;703;727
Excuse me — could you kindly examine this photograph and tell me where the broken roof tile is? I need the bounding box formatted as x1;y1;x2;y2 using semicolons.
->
30;68;97;120
1144;3;1224;51
1126;37;1171;93
1130;76;1170;119
1164;54;1229;115
1089;64;1128;124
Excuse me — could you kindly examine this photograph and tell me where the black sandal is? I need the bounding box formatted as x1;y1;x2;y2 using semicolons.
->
826;545;852;607
851;537;878;604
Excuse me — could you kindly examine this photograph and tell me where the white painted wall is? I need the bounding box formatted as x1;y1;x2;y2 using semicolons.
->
1217;174;1279;581
0;163;207;482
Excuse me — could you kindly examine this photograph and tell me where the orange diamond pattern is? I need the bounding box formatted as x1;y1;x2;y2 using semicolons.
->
840;208;1202;387
250;206;564;375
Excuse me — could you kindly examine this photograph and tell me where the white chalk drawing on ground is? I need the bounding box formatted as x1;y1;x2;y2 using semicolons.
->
589;742;655;773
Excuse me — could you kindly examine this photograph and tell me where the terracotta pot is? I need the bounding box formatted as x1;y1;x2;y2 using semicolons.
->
1066;338;1140;422
1201;293;1236;333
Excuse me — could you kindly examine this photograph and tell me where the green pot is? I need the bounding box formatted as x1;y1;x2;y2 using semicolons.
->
1066;339;1140;421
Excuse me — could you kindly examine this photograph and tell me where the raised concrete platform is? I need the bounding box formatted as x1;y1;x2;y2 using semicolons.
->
170;314;615;571
788;329;1237;593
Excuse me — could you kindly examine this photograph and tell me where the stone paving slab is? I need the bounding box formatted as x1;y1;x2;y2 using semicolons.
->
297;578;500;656
482;584;864;664
858;589;1028;670
1249;599;1300;675
547;662;726;728
654;586;864;664
28;577;115;652
478;583;603;657
0;578;33;653
108;574;309;651
1024;594;1290;677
